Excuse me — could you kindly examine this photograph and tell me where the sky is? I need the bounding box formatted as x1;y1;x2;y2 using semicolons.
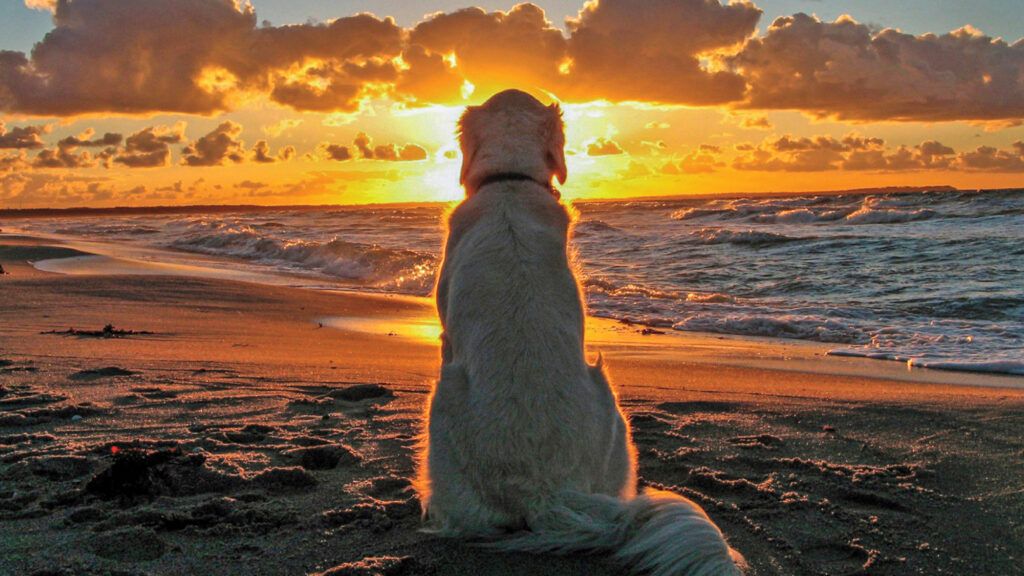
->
0;0;1022;208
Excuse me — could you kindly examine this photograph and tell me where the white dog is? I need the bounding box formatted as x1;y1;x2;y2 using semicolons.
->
417;90;745;576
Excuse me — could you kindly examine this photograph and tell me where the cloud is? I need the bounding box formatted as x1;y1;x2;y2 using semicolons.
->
0;151;29;172
585;137;624;156
0;123;47;149
31;127;121;168
32;147;100;169
57;129;123;148
114;124;185;168
0;0;403;116
235;180;267;190
181;121;245;167
732;133;1024;172
3;2;1020;125
739;115;773;130
406;4;566;101
23;0;55;12
1;172;113;206
664;144;725;174
731;14;1024;122
350;132;428;161
959;143;1024;172
252;140;295;163
561;0;760;105
321;143;353;161
261;119;303;138
0;0;759;114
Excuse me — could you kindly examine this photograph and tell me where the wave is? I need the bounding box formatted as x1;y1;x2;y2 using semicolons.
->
170;225;437;294
584;277;679;300
692;228;802;246
573;219;622;236
828;349;1024;376
671;313;865;343
843;205;937;225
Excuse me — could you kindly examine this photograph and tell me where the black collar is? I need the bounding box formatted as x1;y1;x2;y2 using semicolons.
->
473;172;559;199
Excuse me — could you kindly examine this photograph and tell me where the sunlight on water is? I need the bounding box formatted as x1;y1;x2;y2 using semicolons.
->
318;316;442;342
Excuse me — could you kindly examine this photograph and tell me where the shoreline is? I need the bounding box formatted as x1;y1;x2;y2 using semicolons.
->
4;232;1022;387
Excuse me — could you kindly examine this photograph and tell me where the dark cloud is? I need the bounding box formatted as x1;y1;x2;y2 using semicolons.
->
181;121;245;167
585;137;625;156
321;143;353;161
114;124;185;168
732;14;1024;122
562;0;760;105
958;143;1024;172
57;129;123;148
252;140;295;163
350;132;428;161
32;147;98;169
30;129;120;168
732;133;1023;172
0;123;47;149
0;0;402;116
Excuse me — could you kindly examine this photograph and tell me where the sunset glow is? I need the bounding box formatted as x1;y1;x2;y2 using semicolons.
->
0;0;1022;208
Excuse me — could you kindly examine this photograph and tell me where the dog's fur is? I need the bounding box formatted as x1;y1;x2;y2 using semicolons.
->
417;90;745;576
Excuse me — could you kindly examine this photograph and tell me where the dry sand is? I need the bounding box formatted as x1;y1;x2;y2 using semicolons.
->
1;235;1023;576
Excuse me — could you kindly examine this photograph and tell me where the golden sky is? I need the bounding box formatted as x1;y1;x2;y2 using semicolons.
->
0;0;1022;208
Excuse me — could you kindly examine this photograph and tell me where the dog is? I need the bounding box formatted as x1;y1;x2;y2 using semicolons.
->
417;89;745;576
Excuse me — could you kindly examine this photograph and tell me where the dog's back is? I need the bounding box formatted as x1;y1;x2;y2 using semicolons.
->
427;182;633;531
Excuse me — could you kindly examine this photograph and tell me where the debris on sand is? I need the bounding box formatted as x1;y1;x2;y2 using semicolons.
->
250;466;317;490
85;447;241;501
285;444;362;470
328;384;394;402
0;263;6;275
728;434;785;449
313;556;420;576
42;324;153;338
69;366;136;381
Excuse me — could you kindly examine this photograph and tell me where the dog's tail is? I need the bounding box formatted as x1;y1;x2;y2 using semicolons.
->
489;488;745;576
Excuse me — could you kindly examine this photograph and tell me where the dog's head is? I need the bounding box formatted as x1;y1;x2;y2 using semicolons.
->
457;89;566;195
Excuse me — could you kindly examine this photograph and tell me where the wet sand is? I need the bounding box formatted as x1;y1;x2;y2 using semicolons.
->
1;236;1022;575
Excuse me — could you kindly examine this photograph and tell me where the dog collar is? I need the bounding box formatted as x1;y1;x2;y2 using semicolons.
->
473;172;560;199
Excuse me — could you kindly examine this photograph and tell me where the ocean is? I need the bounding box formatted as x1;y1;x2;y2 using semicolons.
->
5;188;1022;376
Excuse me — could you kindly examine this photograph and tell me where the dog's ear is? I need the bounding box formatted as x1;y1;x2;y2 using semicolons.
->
458;106;479;187
545;103;567;185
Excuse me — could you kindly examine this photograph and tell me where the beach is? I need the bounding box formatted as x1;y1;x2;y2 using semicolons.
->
2;234;1023;576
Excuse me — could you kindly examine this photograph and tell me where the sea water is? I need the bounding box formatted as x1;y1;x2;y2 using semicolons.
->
7;188;1022;375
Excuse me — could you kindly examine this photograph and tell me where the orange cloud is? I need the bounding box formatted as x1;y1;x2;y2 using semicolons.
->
252;140;295;163
320;133;428;162
0;123;47;149
585;137;624;156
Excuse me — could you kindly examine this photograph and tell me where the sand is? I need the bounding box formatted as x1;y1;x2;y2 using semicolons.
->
1;235;1022;576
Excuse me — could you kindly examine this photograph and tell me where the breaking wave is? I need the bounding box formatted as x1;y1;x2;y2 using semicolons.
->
171;225;437;294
